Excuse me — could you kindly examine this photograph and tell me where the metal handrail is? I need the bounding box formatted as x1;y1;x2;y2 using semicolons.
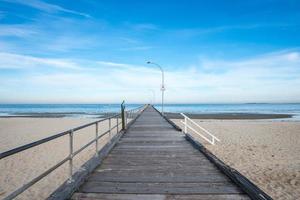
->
0;104;145;200
0;113;121;160
180;113;220;145
125;105;147;126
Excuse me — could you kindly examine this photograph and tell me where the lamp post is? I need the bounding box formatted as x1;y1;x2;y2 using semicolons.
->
147;61;165;115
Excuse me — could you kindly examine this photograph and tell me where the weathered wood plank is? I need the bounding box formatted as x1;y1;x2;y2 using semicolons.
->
96;165;221;172
70;105;255;200
88;172;231;183
120;137;184;142
109;149;200;153
94;168;221;174
71;193;165;200
79;182;244;194
124;134;184;138
118;141;187;145
97;161;222;172
72;193;250;200
101;158;213;166
108;149;198;154
129;127;176;131
131;124;173;128
105;154;208;160
114;144;193;149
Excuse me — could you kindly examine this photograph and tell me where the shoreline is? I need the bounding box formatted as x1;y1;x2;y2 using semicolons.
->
0;113;116;118
0;112;293;120
165;112;293;120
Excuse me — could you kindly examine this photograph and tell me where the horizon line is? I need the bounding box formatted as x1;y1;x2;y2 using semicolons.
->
0;102;300;105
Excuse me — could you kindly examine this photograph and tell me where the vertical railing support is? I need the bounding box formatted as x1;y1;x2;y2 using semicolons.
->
68;130;74;183
121;101;125;130
95;122;99;156
117;117;119;133
109;118;111;140
180;113;220;145
0;105;147;200
125;111;128;126
184;116;187;133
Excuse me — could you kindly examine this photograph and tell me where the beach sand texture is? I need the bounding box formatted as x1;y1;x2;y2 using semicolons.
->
0;118;300;199
0;118;121;200
172;119;300;200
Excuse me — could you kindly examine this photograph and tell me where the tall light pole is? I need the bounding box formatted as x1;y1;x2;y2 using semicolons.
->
147;61;165;115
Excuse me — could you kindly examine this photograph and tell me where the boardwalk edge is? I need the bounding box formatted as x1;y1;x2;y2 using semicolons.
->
185;133;273;200
47;105;147;200
47;130;123;200
151;105;182;131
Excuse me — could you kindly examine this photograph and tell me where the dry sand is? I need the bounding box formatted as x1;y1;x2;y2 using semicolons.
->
1;118;299;199
0;117;121;200
172;119;300;200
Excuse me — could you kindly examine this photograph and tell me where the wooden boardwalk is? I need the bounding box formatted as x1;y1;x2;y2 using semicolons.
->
71;105;251;200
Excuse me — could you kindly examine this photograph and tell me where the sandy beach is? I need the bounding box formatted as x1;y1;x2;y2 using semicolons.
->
0;117;120;200
1;117;300;199
1;0;299;199
172;119;300;200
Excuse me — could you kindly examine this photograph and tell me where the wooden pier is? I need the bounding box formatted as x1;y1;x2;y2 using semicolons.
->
0;104;273;200
64;105;270;200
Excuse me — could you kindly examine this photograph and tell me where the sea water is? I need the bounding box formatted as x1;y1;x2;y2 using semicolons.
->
0;103;300;119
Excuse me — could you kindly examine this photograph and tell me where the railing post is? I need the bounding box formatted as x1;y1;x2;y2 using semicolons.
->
184;116;187;133
117;117;119;133
95;122;99;156
68;130;74;183
121;101;125;130
109;118;111;140
212;137;215;145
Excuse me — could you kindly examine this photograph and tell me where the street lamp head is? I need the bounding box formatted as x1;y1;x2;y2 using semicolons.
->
145;60;164;114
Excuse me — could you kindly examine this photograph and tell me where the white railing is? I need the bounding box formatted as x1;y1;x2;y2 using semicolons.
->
180;113;220;145
0;104;146;200
125;105;147;126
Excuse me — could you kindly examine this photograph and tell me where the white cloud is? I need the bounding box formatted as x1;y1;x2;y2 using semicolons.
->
0;50;300;103
1;0;90;18
96;61;133;68
44;34;98;52
198;51;300;79
0;52;82;69
0;24;37;37
169;23;299;38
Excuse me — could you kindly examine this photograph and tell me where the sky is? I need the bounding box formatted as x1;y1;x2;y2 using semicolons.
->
0;0;300;104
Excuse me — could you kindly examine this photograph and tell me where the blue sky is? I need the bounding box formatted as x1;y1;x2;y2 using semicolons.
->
0;0;300;103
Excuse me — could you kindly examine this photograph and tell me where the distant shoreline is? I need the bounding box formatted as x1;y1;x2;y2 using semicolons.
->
0;112;293;120
0;103;299;120
165;112;293;120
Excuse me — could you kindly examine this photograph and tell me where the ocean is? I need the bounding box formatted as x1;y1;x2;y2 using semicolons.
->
0;103;300;119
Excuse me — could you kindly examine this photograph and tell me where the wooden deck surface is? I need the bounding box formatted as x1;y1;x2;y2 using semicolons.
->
72;106;250;200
